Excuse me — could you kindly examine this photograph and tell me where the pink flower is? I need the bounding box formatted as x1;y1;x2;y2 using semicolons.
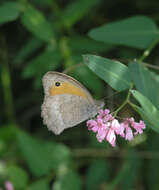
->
96;129;107;142
120;119;134;141
106;128;116;147
115;122;125;137
86;109;146;147
97;109;113;122
125;126;133;141
96;119;108;142
131;120;146;135
98;109;110;117
111;119;122;133
123;117;146;135
5;181;14;190
87;120;98;132
87;109;118;146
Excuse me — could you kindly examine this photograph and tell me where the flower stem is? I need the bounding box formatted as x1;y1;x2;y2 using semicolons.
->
59;37;74;69
113;83;133;116
0;35;16;124
127;101;139;110
139;39;159;62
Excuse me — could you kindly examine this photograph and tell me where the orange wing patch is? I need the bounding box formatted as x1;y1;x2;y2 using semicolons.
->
49;82;89;99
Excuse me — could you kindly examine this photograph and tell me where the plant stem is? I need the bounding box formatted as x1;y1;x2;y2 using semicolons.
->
127;101;139;110
143;62;159;70
0;35;16;124
63;63;83;74
113;83;133;116
139;39;159;62
59;37;74;69
51;0;61;18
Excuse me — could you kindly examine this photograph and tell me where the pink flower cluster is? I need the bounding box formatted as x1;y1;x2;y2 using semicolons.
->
86;109;146;147
0;181;14;190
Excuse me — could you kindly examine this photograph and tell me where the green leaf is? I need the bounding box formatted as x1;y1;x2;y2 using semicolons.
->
132;105;159;133
53;170;81;190
86;159;110;190
71;63;104;97
83;54;131;91
68;36;113;53
129;62;159;109
131;90;159;133
22;48;62;88
120;150;141;190
0;2;22;25
7;165;29;189
109;150;141;190
60;0;100;28
45;142;72;170
17;131;52;176
131;90;159;117
14;37;43;64
146;135;159;190
17;130;71;177
0;125;17;142
23;49;61;78
21;5;54;42
28;179;50;190
31;0;52;7
88;131;109;148
89;16;159;49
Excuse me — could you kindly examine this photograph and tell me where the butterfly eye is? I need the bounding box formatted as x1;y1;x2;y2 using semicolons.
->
55;82;61;87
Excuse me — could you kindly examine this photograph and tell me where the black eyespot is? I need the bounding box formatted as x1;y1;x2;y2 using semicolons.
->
55;82;61;87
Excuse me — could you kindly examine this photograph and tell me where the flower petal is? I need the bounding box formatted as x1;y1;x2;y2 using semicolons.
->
106;129;116;147
125;127;133;141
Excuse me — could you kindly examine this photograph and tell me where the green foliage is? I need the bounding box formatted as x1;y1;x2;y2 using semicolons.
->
17;130;71;177
146;135;159;190
28;179;50;190
83;54;131;91
109;150;141;190
7;165;29;189
68;36;113;53
0;125;17;143
86;159;110;190
31;0;52;7
131;90;159;133
21;5;54;42
60;0;100;28
72;65;104;96
53;170;81;190
129;62;159;109
1;0;159;189
14;37;43;64
22;48;62;88
0;2;22;25
89;16;159;49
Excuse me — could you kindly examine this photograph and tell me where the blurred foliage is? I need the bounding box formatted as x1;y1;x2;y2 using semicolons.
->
1;0;159;189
